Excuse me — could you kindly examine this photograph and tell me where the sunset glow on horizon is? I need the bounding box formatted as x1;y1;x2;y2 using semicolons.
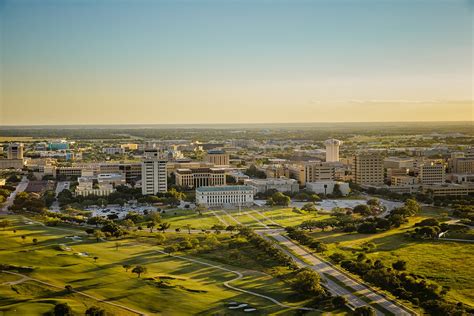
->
1;0;472;125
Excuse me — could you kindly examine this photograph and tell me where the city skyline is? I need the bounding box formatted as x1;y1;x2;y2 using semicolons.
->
1;0;473;125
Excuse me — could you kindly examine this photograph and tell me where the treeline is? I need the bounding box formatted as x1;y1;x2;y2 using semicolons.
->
339;258;470;315
407;218;468;240
286;227;328;253
237;227;298;269
57;186;188;208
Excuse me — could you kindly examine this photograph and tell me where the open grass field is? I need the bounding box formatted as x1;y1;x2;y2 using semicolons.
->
0;216;325;315
307;206;474;308
160;207;327;231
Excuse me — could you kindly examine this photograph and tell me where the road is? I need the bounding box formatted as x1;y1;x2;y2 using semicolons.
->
1;177;29;212
50;181;70;212
259;229;414;316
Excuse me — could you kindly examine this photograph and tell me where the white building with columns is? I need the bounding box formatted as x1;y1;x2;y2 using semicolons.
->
196;185;254;208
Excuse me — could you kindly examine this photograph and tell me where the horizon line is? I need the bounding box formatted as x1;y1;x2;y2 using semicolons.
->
1;120;472;128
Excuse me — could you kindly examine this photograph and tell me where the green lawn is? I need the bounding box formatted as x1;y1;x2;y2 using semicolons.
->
306;208;474;308
259;208;329;227
160;208;222;230
0;216;323;315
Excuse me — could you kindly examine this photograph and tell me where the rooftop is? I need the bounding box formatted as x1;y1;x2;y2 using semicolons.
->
196;185;253;192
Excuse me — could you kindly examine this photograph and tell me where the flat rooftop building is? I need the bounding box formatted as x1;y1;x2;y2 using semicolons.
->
196;185;254;208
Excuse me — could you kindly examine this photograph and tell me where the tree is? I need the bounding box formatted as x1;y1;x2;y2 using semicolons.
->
392;260;407;271
332;296;348;308
147;221;156;233
85;306;106;316
123;264;132;272
164;245;177;256
132;265;147;278
405;199;421;215
93;256;99;263
53;303;73;316
93;230;105;242
367;198;380;206
357;222;377;234
148;211;162;223
353;204;372;216
354;306;376;316
0;219;11;231
21;235;26;243
65;284;73;293
158;222;171;232
291;268;324;297
195;204;206;216
32;238;38;245
122;219;134;230
301;202;317;212
184;223;192;234
333;183;343;197
271;192;291;206
115;242;120;250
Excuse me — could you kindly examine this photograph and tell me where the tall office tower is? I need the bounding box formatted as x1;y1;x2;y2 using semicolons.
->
141;158;168;195
324;139;342;162
7;143;24;160
352;152;384;185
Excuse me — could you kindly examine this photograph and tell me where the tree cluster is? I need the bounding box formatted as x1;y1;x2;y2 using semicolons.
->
339;257;467;315
286;227;328;253
238;227;297;269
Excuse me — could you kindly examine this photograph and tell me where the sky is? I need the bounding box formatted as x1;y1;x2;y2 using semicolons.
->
0;0;472;125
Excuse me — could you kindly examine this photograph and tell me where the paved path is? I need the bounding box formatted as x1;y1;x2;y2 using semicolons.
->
219;209;242;225
260;229;415;316
1;270;145;315
208;210;229;226
154;250;316;312
1;178;29;212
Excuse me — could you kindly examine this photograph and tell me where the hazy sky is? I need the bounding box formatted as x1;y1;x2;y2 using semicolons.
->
1;0;472;125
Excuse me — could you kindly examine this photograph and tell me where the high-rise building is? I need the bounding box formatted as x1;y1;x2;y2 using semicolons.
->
418;162;445;184
352;152;384;185
205;150;229;166
141;158;168;195
7;143;24;160
324;139;342;162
